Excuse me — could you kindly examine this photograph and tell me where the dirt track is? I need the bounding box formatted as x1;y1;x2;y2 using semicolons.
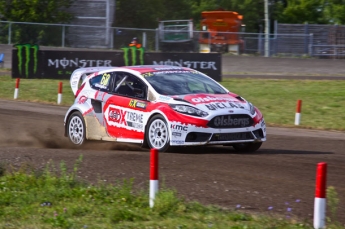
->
0;99;345;225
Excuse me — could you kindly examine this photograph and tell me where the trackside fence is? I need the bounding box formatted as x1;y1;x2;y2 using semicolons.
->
1;20;344;58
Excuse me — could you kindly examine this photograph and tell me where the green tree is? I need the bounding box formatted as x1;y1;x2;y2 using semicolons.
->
0;0;74;23
278;0;328;24
0;0;75;45
323;0;345;24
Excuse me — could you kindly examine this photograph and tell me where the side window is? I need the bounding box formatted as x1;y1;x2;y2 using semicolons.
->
90;72;112;91
113;73;146;99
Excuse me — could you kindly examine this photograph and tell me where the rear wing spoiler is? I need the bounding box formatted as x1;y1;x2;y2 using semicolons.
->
70;67;114;95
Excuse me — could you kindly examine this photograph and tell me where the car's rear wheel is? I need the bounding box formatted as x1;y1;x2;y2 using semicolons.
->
146;114;170;152
67;111;86;145
232;142;262;152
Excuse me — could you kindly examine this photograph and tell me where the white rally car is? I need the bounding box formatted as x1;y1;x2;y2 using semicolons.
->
64;65;266;152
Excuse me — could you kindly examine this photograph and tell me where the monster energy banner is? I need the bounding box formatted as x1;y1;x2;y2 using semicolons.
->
12;45;222;81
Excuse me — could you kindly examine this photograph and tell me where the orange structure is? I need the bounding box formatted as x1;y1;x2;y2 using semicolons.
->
199;10;244;54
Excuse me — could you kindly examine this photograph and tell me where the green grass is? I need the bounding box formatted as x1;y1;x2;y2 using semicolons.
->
0;157;323;229
1;75;345;130
222;78;345;131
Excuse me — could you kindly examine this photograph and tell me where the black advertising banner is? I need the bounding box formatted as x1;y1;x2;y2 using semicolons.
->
12;46;222;81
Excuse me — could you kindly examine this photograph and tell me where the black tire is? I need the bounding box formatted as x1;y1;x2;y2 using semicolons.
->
67;111;86;145
232;142;262;152
146;114;170;152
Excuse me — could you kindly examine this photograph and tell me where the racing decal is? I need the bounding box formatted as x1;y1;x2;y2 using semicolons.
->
158;95;171;101
83;107;94;116
141;70;195;78
104;105;149;132
78;96;87;104
189;95;244;104
171;140;185;145
128;99;147;109
170;124;188;132
204;102;244;110
169;121;189;143
172;132;182;137
108;107;127;125
208;114;253;128
126;111;144;129
101;73;111;85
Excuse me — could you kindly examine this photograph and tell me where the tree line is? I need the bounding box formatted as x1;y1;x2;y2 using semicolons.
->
0;0;344;33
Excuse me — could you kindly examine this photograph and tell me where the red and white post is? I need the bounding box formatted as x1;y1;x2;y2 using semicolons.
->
150;148;159;208
14;78;20;99
57;82;63;104
314;162;327;229
295;99;302;125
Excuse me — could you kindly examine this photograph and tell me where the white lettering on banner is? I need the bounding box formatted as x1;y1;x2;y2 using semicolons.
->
153;59;217;70
48;58;112;69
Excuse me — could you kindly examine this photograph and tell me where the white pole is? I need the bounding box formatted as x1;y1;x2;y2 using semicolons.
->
313;162;327;229
150;148;159;208
295;100;302;125
14;78;20;99
57;82;63;105
264;0;270;57
150;180;159;208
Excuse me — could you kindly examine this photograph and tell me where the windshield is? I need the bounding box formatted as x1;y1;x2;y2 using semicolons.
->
142;71;227;95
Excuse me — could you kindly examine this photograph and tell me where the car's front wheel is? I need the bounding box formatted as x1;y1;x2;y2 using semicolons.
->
232;142;262;152
146;114;170;152
67;111;86;145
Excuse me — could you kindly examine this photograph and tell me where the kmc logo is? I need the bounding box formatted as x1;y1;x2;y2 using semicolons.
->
14;44;39;78
121;46;144;66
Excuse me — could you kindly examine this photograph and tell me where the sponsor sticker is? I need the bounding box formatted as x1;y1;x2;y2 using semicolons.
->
105;105;149;132
205;102;245;110
158;95;171;101
129;99;147;109
109;108;127;125
172;132;182;137
171;124;188;132
213;116;250;128
78;96;87;104
171;140;185;145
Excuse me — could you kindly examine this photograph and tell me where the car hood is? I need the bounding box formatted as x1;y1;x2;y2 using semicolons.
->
170;93;253;114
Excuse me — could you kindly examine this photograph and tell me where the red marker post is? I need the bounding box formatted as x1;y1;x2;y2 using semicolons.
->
295;99;302;125
57;82;63;104
150;148;159;208
14;78;20;99
314;162;327;229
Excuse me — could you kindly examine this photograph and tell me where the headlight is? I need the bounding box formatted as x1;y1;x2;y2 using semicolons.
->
169;104;208;117
248;102;256;115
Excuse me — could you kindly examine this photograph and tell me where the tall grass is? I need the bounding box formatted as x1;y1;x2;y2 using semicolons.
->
0;157;325;229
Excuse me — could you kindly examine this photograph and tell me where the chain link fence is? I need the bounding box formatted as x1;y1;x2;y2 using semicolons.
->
3;20;343;58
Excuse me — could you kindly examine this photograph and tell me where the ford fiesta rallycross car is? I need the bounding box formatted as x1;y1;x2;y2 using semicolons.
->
64;65;266;152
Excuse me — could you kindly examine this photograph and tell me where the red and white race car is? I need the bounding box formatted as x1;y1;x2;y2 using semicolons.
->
64;65;266;152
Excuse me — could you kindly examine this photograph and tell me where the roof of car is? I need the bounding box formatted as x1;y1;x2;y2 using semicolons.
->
120;65;192;74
